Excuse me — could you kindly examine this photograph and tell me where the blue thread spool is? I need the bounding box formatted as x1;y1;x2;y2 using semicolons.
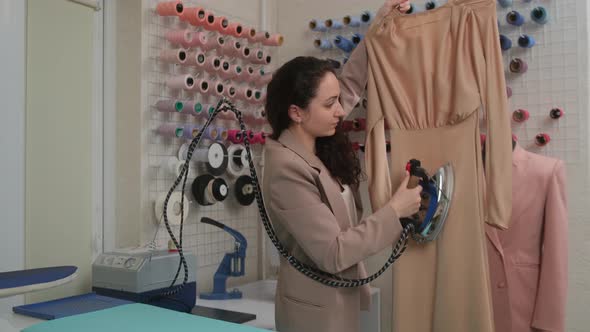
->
498;0;512;8
506;11;525;26
325;18;344;30
531;6;549;24
425;1;437;10
314;38;332;50
360;11;373;24
309;19;327;32
351;33;364;45
343;15;361;27
334;36;355;53
518;35;535;48
500;35;512;51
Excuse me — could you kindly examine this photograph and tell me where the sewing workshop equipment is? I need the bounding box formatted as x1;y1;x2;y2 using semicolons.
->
199;217;248;300
91;249;197;312
0;266;78;298
402;159;454;244
162;98;455;290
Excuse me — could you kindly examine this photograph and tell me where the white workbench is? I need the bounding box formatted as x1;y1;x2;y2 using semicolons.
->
2;280;380;332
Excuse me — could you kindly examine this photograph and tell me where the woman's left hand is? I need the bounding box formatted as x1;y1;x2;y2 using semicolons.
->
376;0;412;22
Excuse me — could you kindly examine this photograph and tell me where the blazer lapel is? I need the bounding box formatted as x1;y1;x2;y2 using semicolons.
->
278;130;352;229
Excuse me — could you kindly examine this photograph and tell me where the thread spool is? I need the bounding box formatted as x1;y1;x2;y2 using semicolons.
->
192;174;228;206
518;35;535;48
550;108;564;119
157;123;183;138
237;86;254;102
251;31;267;44
535;133;550;146
181;124;200;140
165;30;193;48
425;1;437;10
193;79;210;95
164;156;188;177
228;130;244;144
253;72;273;88
342;15;361;27
224;85;238;99
183;7;208;27
185;51;206;67
166;74;194;90
243;130;255;144
203;56;222;74
227;144;248;177
210;16;229;33
234;175;255;206
155;99;184;113
154;191;190;226
351;33;364;45
500;35;512;51
217;127;229;142
240;46;253;62
262;33;284;46
179;100;201;116
509;58;528;74
253;109;266;124
156;1;183;16
203;125;219;141
227;22;243;38
309;19;327;32
360;11;373;24
498;0;512;8
512;109;530;123
334;36;355;53
341;120;354;132
314;38;333;50
352;118;366;131
242;27;256;42
531;6;549;25
191;142;228;176
251;132;266;145
251;48;267;65
506;86;513;98
159;48;187;65
325;18;344;29
212;80;225;97
507;11;525;26
179;7;196;23
252;90;266;104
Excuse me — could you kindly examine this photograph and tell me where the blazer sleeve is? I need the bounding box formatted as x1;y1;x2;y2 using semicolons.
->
268;159;401;274
338;40;368;117
531;160;568;332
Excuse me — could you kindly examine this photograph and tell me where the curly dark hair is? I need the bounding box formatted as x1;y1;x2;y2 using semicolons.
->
265;56;363;186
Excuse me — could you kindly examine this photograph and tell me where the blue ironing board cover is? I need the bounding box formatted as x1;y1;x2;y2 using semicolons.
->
22;303;267;332
0;266;77;290
13;292;133;320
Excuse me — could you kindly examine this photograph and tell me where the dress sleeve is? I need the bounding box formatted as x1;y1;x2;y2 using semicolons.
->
474;1;513;229
338;40;368;116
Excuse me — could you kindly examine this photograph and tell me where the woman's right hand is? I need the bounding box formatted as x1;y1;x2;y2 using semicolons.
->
389;171;423;218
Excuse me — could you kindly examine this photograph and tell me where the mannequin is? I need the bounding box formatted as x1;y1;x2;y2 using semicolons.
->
484;137;568;332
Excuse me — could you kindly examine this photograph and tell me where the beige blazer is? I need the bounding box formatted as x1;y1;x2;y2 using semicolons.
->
486;144;568;332
262;129;402;332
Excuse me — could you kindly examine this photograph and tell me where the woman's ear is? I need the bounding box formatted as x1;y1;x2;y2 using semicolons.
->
288;105;302;124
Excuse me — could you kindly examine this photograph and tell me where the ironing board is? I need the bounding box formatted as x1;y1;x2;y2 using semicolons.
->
22;303;268;332
0;266;77;298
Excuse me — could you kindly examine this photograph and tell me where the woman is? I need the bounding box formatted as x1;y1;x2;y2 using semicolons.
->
261;2;417;331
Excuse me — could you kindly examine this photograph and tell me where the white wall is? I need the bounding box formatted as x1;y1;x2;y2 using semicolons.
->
0;0;26;314
25;0;97;304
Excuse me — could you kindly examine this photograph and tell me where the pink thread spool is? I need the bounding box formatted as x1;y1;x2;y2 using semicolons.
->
550;107;565;119
155;99;184;113
227;129;244;144
245;27;257;43
252;31;267;44
236;86;254;102
201;34;224;52
192;78;210;95
535;133;550;146
159;48;187;64
212;80;225;97
187;7;209;27
253;71;272;87
179;6;196;22
182;100;204;116
241;66;257;83
227;22;243;38
262;33;284;46
156;1;183;16
223;84;238;100
512;109;530;123
252;90;266;105
166;74;194;90
158;123;184;138
352;118;366;131
509;58;528;73
251;49;271;65
239;46;253;62
251;132;266;145
185;51;207;68
212;16;230;34
165;30;193;48
184;31;208;48
253;109;266;124
203;56;222;74
243;130;255;144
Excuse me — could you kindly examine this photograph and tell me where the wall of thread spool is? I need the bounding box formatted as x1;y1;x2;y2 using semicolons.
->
145;0;281;290
281;1;588;331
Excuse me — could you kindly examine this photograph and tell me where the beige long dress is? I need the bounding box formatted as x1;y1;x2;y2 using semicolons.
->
363;0;512;331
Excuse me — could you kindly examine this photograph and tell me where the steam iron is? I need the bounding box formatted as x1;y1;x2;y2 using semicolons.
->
401;159;454;243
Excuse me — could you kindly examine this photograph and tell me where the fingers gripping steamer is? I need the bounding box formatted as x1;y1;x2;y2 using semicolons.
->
160;98;454;293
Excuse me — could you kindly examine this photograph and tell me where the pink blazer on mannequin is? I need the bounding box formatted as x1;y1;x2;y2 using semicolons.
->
486;144;568;332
